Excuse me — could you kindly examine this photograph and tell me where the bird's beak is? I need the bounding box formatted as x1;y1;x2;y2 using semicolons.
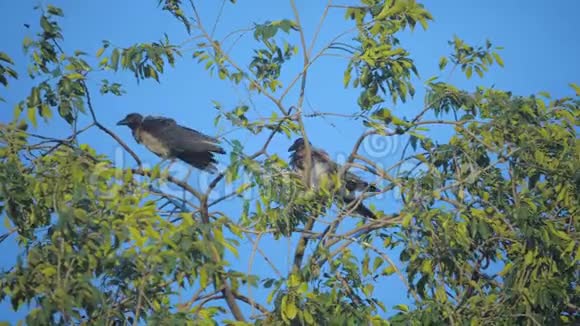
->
288;142;297;152
116;118;129;126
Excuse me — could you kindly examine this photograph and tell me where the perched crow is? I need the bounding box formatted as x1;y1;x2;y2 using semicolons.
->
117;113;225;173
288;137;379;219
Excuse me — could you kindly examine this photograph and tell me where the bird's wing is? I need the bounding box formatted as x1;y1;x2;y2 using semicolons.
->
141;116;225;155
317;149;378;192
172;126;225;172
312;148;333;166
180;125;221;143
352;201;377;219
142;116;177;128
171;126;225;154
292;146;378;192
307;146;379;192
134;117;176;157
289;150;301;170
290;144;379;218
289;146;327;170
343;171;379;192
176;150;219;173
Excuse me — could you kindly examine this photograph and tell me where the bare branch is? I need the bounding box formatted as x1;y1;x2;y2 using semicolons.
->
81;81;142;167
232;291;269;315
189;0;288;116
131;168;203;200
210;0;227;38
307;0;333;57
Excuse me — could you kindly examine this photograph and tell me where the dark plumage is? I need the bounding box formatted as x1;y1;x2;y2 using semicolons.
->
117;113;225;173
288;137;379;219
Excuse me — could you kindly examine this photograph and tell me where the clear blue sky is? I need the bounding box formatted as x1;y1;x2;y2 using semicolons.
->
1;0;578;323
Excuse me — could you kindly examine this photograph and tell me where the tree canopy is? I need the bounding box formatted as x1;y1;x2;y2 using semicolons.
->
0;1;578;325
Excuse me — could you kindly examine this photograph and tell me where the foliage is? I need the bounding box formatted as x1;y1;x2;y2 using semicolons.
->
1;1;578;325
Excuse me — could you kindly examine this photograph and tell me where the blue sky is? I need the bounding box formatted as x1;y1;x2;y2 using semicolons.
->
1;0;579;323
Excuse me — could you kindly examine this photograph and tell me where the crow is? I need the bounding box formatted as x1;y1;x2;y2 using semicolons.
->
117;113;225;173
288;137;379;219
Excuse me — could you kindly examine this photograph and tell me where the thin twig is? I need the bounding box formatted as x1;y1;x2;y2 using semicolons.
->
210;0;227;38
190;0;287;116
132;168;203;200
208;183;252;207
133;282;144;326
246;232;261;317
81;81;142;166
232;291;269;315
356;240;421;303
307;0;333;57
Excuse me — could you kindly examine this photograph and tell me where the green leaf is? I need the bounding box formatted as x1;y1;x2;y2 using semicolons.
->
394;304;409;312
421;259;433;274
524;250;535;265
288;274;300;287
304;310;314;324
0;52;14;64
200;267;208;288
266;288;277;304
569;83;580;96
146;66;159;81
150;164;161;179
13;103;23;119
363;283;374;297
402;213;413;228
111;49;120;70
41;266;56;277
40;103;52;119
223;240;239;258
343;66;352;87
27;107;37;127
3;216;11;229
383;265;396;276
218;68;227;80
96;47;105;58
373;256;383;272
280;295;288;319
128;226;144;247
435;285;447;303
465;66;473;79
47;5;64;17
492;52;504;67
285;298;297;319
40;16;52;33
538;91;551;98
438;56;448;70
66;73;84;80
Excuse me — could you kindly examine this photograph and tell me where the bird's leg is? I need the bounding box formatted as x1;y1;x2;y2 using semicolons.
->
158;158;191;181
166;158;177;172
156;158;177;175
182;165;193;182
156;158;168;170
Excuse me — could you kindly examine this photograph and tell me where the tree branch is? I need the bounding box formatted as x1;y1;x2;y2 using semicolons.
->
81;81;142;167
233;291;269;315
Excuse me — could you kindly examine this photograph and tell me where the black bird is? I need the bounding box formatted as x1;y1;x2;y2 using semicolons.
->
288;137;379;219
117;113;225;173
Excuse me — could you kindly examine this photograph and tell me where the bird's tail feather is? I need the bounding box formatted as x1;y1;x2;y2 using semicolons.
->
353;202;377;219
177;151;218;173
181;137;225;155
202;140;226;154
